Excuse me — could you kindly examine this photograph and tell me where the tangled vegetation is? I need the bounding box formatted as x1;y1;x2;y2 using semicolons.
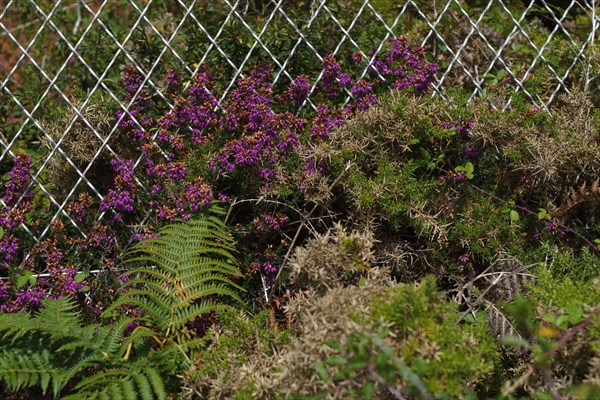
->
1;1;599;399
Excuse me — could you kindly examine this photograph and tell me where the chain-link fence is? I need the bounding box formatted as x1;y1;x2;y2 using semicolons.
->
1;0;598;266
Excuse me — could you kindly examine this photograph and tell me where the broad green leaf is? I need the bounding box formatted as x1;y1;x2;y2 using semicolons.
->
74;272;86;283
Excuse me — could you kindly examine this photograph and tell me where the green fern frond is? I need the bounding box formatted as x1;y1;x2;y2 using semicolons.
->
104;210;243;340
1;297;87;344
64;363;166;400
0;348;57;393
0;297;167;400
0;212;239;399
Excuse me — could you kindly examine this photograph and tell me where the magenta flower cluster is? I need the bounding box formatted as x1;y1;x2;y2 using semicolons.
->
209;64;305;181
0;152;32;262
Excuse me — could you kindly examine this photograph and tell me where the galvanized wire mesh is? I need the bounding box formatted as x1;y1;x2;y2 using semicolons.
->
0;0;599;268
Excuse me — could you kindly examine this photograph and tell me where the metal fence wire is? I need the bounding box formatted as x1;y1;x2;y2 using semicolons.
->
0;0;598;266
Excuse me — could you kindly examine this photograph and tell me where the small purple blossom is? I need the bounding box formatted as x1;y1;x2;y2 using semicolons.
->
288;75;311;105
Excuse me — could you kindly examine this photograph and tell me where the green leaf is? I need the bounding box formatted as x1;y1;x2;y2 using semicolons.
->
74;272;86;283
314;362;329;383
500;335;530;349
324;357;349;366
16;275;29;288
465;161;474;175
509;210;520;222
463;313;476;323
565;304;584;325
419;147;431;162
358;276;367;287
361;381;375;399
0;226;4;240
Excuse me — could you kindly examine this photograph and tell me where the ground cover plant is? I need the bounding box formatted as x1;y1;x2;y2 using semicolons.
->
1;2;600;399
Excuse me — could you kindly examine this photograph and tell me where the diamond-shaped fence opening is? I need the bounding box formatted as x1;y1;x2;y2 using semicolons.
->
1;0;598;287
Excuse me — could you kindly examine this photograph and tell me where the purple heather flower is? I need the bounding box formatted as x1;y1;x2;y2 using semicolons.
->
2;153;32;207
288;75;311;105
322;54;343;97
0;235;19;261
167;161;189;181
15;286;47;308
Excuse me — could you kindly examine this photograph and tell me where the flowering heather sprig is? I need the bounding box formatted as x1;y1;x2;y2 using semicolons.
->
321;54;344;98
167;161;189;181
165;69;181;96
2;152;32;207
182;177;213;212
349;79;376;111
100;156;137;216
48;265;86;296
261;261;278;284
0;153;33;230
441;119;473;135
438;170;467;185
366;36;438;94
286;75;311;105
67;192;95;224
155;204;177;222
464;144;481;159
14;286;47;309
211;74;305;179
0;153;34;262
305;159;321;175
87;225;117;249
122;65;143;101
0;234;19;261
219;64;275;135
130;228;160;242
310;105;347;139
189;310;218;338
0;280;9;302
252;212;289;232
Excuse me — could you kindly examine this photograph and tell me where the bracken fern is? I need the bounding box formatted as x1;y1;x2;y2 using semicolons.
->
104;207;243;354
0;296;166;399
0;209;242;399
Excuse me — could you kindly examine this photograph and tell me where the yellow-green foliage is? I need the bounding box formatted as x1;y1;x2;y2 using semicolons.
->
183;273;501;399
352;277;501;398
